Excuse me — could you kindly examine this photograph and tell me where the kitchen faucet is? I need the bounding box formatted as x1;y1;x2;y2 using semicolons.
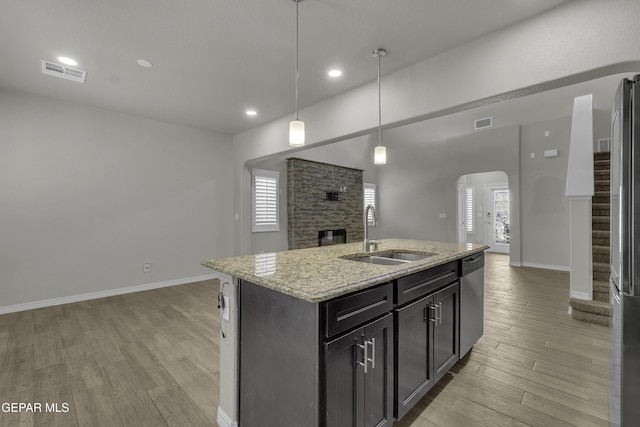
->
363;204;378;252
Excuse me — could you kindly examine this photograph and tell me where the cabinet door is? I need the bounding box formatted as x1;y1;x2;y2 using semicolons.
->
363;314;394;427
394;295;434;421
325;327;365;427
325;314;393;427
432;282;460;383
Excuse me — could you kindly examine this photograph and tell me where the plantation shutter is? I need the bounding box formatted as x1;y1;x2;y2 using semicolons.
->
364;183;377;226
253;169;279;232
465;187;475;233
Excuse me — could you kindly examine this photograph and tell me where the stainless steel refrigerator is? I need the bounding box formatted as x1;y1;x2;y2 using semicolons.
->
609;75;640;427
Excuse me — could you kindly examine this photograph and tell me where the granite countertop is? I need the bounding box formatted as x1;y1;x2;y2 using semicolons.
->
202;238;489;303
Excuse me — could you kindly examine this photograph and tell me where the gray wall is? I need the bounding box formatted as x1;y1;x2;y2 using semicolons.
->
1;89;234;309
376;125;522;264
519;117;571;268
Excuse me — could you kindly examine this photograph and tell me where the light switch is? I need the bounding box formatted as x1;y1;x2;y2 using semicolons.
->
439;213;446;219
530;152;535;159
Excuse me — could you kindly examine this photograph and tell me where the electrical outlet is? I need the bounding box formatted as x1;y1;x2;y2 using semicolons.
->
143;263;151;273
222;296;230;321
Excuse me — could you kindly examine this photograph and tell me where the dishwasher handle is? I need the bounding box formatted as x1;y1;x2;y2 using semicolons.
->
461;252;485;276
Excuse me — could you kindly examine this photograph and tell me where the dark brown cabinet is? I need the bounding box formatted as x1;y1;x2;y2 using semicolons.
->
325;313;393;427
395;293;434;419
394;266;459;421
238;255;476;427
432;283;460;383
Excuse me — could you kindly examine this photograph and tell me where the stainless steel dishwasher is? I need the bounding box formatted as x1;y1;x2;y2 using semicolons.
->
459;252;485;357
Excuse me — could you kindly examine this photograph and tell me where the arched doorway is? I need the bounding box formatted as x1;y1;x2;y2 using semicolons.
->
457;171;509;254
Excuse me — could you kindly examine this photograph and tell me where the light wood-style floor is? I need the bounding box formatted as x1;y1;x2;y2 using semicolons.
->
0;253;609;427
396;254;610;427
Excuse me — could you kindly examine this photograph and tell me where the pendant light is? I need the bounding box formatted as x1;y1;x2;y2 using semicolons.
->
289;0;305;147
373;48;387;164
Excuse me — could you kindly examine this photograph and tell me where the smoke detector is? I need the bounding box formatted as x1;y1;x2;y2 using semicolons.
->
41;60;87;84
474;117;492;130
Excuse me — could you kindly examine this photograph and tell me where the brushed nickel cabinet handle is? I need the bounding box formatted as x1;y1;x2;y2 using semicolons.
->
357;340;368;374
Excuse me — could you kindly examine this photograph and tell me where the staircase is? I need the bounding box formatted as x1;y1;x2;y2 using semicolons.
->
569;151;611;326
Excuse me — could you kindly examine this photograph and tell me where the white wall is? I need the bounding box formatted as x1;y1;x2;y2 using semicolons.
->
0;89;234;310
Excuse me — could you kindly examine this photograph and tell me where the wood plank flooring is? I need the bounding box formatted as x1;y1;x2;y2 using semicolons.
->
0;254;610;426
0;281;220;427
396;254;610;427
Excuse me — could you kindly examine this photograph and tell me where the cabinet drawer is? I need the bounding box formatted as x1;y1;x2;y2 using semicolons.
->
395;261;458;306
324;283;393;339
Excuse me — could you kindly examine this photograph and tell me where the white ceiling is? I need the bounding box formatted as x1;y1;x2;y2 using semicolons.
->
0;0;575;136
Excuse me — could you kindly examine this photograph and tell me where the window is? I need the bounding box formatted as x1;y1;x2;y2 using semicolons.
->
252;169;280;232
465;186;475;233
364;183;377;226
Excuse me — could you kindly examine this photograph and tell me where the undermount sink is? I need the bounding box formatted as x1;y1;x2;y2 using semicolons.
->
342;251;434;266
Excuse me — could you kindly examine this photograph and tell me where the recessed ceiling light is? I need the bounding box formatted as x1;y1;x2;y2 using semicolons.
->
328;69;342;78
57;56;78;66
137;59;153;68
246;110;257;116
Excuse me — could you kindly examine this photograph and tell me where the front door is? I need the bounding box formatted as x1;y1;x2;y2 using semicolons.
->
485;185;510;253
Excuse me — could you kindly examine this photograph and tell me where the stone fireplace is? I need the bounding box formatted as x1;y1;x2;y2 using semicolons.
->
287;158;364;249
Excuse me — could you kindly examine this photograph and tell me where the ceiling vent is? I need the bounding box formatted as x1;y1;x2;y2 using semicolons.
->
40;60;87;84
474;117;492;130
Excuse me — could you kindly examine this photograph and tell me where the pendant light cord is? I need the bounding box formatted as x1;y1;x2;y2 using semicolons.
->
377;51;381;147
295;0;300;120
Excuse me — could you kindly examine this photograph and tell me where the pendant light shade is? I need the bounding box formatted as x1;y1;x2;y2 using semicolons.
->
289;0;305;146
374;145;387;165
289;119;305;146
374;147;387;165
373;48;386;165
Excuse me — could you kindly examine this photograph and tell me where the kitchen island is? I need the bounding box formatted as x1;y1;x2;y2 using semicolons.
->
202;238;488;427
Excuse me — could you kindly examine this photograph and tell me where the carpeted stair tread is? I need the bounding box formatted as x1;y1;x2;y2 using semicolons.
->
593;281;609;302
572;310;610;327
593;192;610;204
592;217;610;231
592;230;610;246
592;244;610;263
570;298;610;326
593;261;610;281
593;245;609;254
574;152;612;326
592;204;610;216
593;262;609;272
594;272;609;282
570;297;610;315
